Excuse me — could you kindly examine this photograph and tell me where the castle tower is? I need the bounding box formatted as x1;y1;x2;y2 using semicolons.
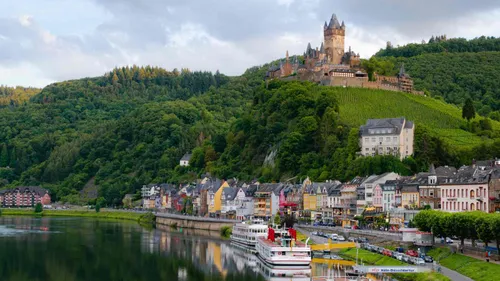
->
323;13;345;65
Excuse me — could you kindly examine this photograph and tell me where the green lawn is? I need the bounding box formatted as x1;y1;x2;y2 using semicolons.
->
331;87;497;149
0;208;143;222
340;248;450;281
428;247;500;281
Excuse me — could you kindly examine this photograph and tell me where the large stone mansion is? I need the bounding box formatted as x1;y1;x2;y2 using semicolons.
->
266;14;422;95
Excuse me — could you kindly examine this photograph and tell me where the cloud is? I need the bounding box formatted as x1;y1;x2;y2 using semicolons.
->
0;0;500;87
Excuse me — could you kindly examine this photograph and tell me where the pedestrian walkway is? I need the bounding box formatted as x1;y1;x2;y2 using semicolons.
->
462;251;500;265
438;266;473;281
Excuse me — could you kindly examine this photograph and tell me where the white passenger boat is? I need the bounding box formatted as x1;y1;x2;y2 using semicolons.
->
255;225;311;268
230;219;268;248
256;258;311;281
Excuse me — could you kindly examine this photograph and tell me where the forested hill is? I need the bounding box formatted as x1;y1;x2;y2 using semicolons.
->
0;86;40;106
1;63;500;206
369;36;500;119
375;36;500;58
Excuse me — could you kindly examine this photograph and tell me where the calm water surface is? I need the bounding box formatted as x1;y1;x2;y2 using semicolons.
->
0;217;352;281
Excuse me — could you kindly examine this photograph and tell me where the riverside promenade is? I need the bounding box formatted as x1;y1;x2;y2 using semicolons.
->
155;212;238;231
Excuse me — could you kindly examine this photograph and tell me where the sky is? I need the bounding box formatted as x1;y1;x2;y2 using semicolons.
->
1;0;500;87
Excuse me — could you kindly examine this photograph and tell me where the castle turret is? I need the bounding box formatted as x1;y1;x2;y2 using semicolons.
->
324;13;345;65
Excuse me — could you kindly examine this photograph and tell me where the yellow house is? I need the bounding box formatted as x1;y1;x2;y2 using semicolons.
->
209;180;229;214
303;187;317;211
401;185;420;208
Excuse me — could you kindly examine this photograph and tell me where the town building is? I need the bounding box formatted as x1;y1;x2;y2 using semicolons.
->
416;165;456;209
381;180;398;212
440;165;490;212
359;117;415;160
363;172;399;206
0;186;51;208
208;180;229;217
179;153;192;167
401;184;420;209
253;183;283;219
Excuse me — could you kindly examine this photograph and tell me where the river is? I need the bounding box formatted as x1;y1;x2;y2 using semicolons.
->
0;216;361;281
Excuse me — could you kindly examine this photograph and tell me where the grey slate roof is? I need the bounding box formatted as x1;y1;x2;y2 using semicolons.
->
360;118;414;136
364;172;392;184
222;187;238;201
4;186;49;196
328;14;341;29
327;184;343;196
181;153;192;161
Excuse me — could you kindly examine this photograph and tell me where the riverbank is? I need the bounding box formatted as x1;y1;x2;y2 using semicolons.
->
0;208;144;222
339;248;450;281
428;247;499;281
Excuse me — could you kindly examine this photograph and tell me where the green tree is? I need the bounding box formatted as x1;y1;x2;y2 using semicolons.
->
34;203;43;213
490;215;500;251
95;203;101;213
476;215;493;247
462;98;476;122
274;213;281;226
0;144;8;167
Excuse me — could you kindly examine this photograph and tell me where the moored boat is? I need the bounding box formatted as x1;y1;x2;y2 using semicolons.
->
230;218;268;249
256;225;311;268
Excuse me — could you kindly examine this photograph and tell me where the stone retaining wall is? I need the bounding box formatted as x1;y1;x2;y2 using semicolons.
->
155;213;237;232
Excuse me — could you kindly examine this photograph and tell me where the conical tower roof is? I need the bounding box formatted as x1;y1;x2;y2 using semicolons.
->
328;13;341;29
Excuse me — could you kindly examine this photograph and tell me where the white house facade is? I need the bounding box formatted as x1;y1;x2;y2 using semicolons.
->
360;118;414;160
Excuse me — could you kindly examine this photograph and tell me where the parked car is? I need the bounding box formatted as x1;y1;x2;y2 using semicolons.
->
395;247;405;253
348;237;357;242
377;247;385;254
402;255;410;263
393;252;403;261
337;236;346;241
382;249;392;257
423;255;434;263
414;258;425;265
445;237;454;244
406;250;419;257
358;237;369;243
311;231;318;236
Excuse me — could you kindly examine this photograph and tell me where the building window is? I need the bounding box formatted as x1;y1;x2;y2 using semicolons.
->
371;138;376;143
379;137;383;142
386;137;390;142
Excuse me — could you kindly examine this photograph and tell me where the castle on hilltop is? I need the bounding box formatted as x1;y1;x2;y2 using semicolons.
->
266;14;422;95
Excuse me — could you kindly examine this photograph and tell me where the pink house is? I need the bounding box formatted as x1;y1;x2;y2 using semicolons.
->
1;186;51;207
373;184;383;211
441;183;489;212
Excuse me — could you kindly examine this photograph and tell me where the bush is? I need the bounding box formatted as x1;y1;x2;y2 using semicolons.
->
138;212;155;228
34;203;43;213
95;203;101;213
220;226;232;238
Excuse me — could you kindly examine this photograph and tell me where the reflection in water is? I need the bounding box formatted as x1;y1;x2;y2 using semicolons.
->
0;217;375;281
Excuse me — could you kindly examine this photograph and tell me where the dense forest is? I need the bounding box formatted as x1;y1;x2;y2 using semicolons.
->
368;37;500;119
375;36;500;58
0;58;499;206
0;86;40;106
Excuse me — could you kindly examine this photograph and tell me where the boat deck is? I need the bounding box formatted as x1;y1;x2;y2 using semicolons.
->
259;237;308;248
